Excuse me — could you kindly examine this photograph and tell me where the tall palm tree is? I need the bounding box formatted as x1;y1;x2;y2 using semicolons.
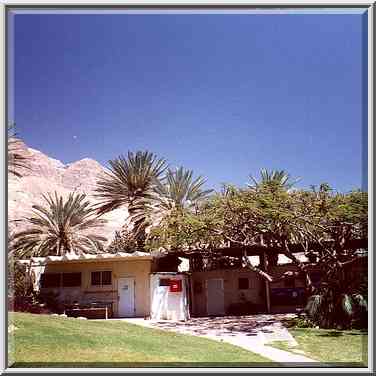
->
248;169;300;190
94;151;167;248
8;124;30;177
153;167;213;214
10;192;107;259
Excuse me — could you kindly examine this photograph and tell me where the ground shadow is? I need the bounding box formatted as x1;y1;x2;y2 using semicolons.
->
318;331;366;337
147;313;296;337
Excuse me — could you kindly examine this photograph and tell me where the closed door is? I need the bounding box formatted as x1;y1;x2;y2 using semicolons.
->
118;278;135;317
207;279;225;316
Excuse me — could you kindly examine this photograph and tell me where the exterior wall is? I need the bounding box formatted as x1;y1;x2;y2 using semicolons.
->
38;259;152;317
268;263;307;313
190;264;318;316
191;269;266;316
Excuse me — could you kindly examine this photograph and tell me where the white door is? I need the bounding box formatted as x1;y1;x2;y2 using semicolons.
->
118;277;135;317
207;279;225;316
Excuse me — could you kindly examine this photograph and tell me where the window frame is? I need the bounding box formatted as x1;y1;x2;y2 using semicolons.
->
90;270;112;287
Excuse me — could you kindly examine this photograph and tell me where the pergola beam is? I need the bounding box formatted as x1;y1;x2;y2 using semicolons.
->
173;238;368;258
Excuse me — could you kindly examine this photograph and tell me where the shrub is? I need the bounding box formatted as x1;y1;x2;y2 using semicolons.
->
35;291;64;313
8;260;33;299
305;291;367;330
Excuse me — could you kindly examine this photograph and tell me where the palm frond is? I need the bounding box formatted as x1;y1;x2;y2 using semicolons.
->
8;137;30;177
305;294;323;321
10;192;107;258
94;151;167;215
248;169;300;190
153;167;213;212
341;294;354;317
352;293;368;312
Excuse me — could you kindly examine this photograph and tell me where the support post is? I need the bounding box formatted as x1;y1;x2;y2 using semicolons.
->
262;249;271;313
189;274;195;317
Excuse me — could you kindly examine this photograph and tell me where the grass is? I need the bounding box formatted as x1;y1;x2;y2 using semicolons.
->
8;312;271;367
269;327;368;366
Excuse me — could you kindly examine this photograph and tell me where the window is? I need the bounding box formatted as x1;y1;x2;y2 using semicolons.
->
91;271;112;286
91;272;101;286
238;278;249;290
159;278;170;287
62;273;81;287
102;271;112;285
40;273;61;288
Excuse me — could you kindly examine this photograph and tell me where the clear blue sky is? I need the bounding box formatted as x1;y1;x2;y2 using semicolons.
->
9;11;368;192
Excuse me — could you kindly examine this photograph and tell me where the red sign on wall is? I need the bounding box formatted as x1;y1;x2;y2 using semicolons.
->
169;279;182;292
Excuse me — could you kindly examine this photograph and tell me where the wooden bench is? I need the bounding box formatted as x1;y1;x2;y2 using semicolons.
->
65;302;113;319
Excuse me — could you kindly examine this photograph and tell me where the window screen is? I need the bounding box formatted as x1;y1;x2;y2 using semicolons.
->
91;271;111;286
91;272;101;286
102;271;112;285
238;278;249;290
62;273;81;287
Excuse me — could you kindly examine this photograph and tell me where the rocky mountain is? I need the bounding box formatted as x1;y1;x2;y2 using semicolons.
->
8;140;128;246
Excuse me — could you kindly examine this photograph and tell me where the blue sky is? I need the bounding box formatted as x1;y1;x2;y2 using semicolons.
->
9;11;368;192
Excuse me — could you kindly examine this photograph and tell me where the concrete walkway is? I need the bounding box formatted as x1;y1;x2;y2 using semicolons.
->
120;314;318;364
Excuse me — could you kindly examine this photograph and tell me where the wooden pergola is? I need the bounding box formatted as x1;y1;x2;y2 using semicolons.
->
171;238;368;258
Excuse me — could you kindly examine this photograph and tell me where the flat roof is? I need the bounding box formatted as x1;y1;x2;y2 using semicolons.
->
19;251;153;266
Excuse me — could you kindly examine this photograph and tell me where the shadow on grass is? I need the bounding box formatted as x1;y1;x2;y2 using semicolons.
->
317;331;343;337
317;331;367;338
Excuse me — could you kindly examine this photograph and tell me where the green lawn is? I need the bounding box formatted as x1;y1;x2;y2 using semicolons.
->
269;328;368;366
8;312;270;367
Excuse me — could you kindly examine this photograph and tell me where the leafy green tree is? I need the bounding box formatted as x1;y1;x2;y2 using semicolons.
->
94;151;167;250
302;187;368;328
149;180;367;328
10;192;107;258
106;229;138;254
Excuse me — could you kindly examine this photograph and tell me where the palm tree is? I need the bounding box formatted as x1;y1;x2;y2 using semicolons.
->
10;192;107;259
153;167;213;214
94;151;167;248
248;169;300;190
8;124;30;177
306;284;368;329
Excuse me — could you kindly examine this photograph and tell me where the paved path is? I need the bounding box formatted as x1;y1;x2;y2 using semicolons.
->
120;314;318;364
